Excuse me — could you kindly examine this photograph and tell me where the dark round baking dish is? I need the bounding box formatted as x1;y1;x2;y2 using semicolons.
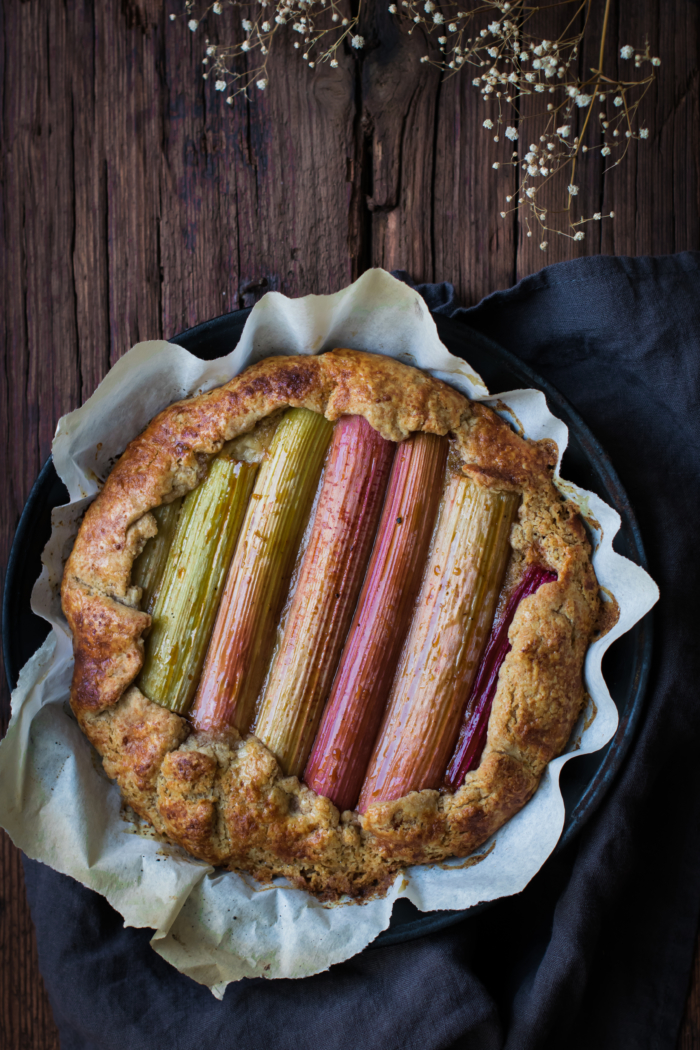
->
2;309;653;948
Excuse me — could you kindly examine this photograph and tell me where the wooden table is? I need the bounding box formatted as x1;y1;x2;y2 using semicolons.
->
1;1;698;1045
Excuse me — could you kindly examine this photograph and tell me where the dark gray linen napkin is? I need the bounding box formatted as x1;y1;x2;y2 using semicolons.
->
22;252;700;1050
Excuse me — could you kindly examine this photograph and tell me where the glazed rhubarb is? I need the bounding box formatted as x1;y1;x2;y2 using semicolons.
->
303;433;448;810
444;564;558;789
131;499;182;615
190;407;334;735
357;476;519;812
254;415;395;777
138;452;258;715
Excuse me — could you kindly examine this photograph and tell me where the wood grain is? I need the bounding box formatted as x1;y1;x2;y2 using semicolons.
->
0;1;698;1046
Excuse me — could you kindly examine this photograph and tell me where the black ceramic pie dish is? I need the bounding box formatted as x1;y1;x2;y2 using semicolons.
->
2;309;653;948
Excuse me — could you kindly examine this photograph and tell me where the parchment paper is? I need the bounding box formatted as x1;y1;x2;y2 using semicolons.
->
0;269;659;996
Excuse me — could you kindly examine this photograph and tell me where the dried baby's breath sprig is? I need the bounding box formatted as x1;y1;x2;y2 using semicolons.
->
391;0;659;246
175;0;363;99
175;0;659;246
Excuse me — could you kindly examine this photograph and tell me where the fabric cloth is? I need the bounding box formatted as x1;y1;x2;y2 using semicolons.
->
22;253;700;1050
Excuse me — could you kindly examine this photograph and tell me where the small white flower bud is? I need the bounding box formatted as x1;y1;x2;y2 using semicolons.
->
614;95;623;106
567;184;579;195
388;3;398;11
483;119;494;129
256;78;268;90
574;231;585;241
505;126;518;140
215;79;226;91
620;45;634;59
651;57;661;66
492;162;500;169
593;213;602;220
640;128;649;139
540;241;548;250
188;18;198;31
601;146;611;156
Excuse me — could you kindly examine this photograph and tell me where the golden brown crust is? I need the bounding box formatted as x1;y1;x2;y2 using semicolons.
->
61;349;599;900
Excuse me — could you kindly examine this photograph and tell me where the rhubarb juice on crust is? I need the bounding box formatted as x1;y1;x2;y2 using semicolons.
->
61;349;599;902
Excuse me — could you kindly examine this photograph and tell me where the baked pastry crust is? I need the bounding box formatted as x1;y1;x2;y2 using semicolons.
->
61;349;599;900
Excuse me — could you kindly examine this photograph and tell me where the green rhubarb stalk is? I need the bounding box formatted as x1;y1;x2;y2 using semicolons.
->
131;499;182;615
138;449;259;715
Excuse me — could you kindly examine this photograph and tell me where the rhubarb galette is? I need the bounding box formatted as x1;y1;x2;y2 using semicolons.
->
61;349;599;901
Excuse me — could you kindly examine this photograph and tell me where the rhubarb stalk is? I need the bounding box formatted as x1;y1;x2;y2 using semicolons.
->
357;476;519;812
132;499;182;615
254;415;395;777
138;452;258;715
190;407;334;734
444;564;557;790
304;433;448;810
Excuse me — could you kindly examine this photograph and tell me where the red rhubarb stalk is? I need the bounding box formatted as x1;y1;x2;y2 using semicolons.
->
303;433;448;811
444;564;557;790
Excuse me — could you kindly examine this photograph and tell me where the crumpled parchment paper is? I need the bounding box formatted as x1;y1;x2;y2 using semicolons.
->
0;269;659;996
